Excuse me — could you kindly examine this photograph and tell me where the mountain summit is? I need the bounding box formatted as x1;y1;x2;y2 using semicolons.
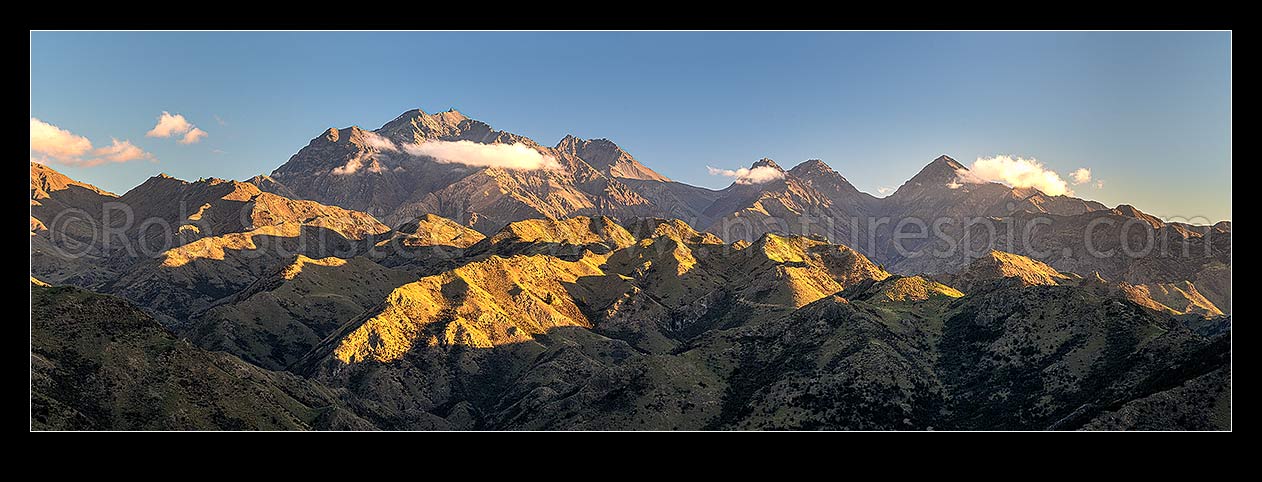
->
893;154;969;195
750;158;784;171
555;135;669;182
257;108;669;232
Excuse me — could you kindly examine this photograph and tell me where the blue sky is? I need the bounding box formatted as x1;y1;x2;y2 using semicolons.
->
30;31;1231;222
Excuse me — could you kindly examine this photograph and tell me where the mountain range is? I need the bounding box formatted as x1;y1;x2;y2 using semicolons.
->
29;107;1231;430
251;109;1230;302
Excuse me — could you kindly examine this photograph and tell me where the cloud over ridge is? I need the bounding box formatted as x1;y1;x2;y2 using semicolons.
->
403;140;560;170
707;165;786;185
964;155;1072;196
360;131;399;152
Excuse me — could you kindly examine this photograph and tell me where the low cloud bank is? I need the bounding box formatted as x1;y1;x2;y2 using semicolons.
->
403;140;560;170
360;131;398;152
706;165;786;185
330;137;560;175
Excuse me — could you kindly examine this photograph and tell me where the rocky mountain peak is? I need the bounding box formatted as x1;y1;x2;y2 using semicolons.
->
30;162;116;199
1110;204;1164;228
388;107;467;124
932;154;964;169
781;158;874;207
886;154;976;201
436;108;468;120
752;158;783;171
554;134;612;155
321;126;341;142
124;172;263;207
319;126;380;146
378;108;471;141
909;154;969;184
788;158;856;185
1112;204;1143;217
139;172;190;188
554;135;668;181
790;159;832;173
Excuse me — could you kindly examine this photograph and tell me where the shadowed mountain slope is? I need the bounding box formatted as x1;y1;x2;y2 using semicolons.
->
31;284;373;430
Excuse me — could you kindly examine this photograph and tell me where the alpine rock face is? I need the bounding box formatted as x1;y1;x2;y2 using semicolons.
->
256;109;669;234
29;108;1231;431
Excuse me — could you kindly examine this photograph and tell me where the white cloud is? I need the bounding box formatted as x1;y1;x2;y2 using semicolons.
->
92;139;154;164
30;118;93;161
30;118;154;167
147;111;207;144
361;131;399;152
403;140;560;170
330;158;361;175
706;165;786;185
1095;180;1105;189
179;127;208;144
877;186;894;195
951;168;987;185
965;155;1072;196
147;112;194;137
1070;167;1092;185
330;155;386;176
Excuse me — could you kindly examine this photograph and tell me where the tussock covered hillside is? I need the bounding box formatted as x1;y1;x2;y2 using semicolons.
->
31;284;372;430
31;213;1230;430
29;110;1231;430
